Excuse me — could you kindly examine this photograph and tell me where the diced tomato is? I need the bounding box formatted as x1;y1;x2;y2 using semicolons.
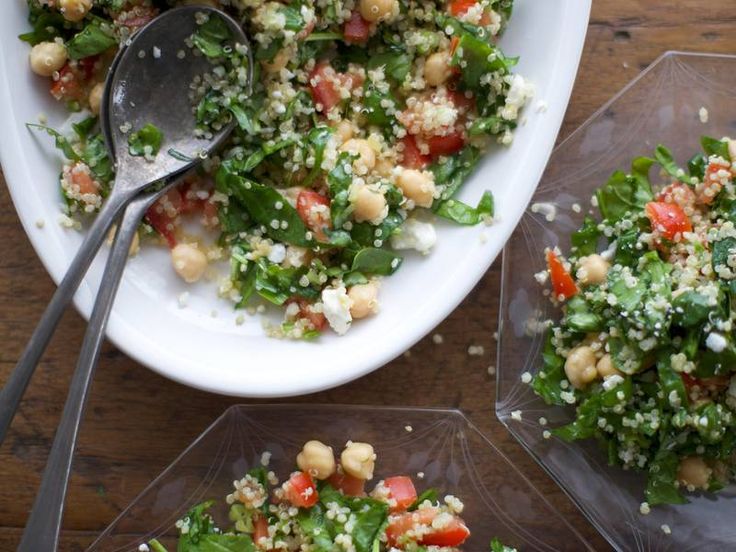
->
399;135;431;169
344;10;371;44
681;373;729;390
449;0;478;16
285;471;319;508
115;5;158;29
308;63;343;113
427;131;465;158
253;513;269;546
68;163;99;195
386;507;470;548
201;199;220;228
145;188;184;248
546;250;578;300
50;64;83;102
698;162;729;205
645;201;692;242
288;297;328;332
296;189;331;241
327;471;366;497
383;476;417;513
448;88;475;112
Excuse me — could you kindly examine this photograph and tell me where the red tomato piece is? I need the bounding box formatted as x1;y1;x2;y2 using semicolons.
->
296;189;331;241
427;131;465;158
115;6;159;29
448;88;475;112
546;250;578;300
285;471;319;508
343;10;371;44
645;201;692;242
50;64;83;102
386;507;470;548
449;0;478;16
253;513;269;546
288;298;328;332
145;188;184;248
308;63;343;113
399;135;431;169
327;472;366;497
681;373;729;390
383;476;417;513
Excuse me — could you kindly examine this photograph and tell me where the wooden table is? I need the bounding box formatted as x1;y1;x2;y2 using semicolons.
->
1;2;734;550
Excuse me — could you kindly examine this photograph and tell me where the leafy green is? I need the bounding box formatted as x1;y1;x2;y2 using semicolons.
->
712;238;736;275
19;7;67;45
595;162;654;222
654;144;686;181
193;15;233;58
532;334;569;406
431;145;481;204
701;135;731;160
217;171;312;247
490;538;517;552
327;152;356;229
363;81;397;127
645;448;687;506
254;258;316;305
564;295;604;333
449;32;517;90
350;248;402;276
66;22;117;60
408;488;438;511
687;152;707;180
435;191;494;225
128;123;163;157
303;126;333;187
672;290;715;328
366;50;412;83
27;124;80;162
570;216;601;256
148;539;169;552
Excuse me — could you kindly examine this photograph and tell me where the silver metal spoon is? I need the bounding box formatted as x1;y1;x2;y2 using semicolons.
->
0;5;248;446
15;7;250;551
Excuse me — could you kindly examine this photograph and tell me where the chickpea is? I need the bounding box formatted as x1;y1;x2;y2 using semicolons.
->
396;169;435;208
374;158;393;178
88;82;104;116
341;442;376;480
29;42;68;77
423;51;452;87
296;440;336;480
729;139;736;161
577;254;610;286
359;0;397;22
564;345;599;389
596;354;622;378
341;138;376;175
677;456;711;490
59;0;92;22
262;48;290;73
171;243;208;283
334;120;354;144
352;185;387;224
348;282;379;319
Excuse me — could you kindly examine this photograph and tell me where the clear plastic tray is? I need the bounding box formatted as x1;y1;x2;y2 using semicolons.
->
88;405;593;551
497;52;736;552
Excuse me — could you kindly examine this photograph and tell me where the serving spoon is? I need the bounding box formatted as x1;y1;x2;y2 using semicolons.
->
8;7;250;551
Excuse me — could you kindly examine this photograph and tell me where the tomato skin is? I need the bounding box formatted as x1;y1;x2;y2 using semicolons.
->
399;135;431;169
386;507;470;548
327;472;366;497
344;10;371;44
645;201;692;242
681;373;729;390
285;471;319;508
296;189;331;241
427;131;465;158
288;298;328;332
308;63;343;113
145;188;185;248
253;513;269;547
449;0;478;15
546;250;578;299
383;476;418;513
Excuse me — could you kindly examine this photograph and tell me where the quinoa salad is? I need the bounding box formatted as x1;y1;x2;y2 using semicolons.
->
22;0;532;339
532;137;736;507
143;439;476;551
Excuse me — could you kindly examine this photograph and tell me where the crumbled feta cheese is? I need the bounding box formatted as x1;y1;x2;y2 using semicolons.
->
521;371;532;384
602;374;624;391
321;286;353;335
390;218;437;255
511;410;522;421
705;332;727;353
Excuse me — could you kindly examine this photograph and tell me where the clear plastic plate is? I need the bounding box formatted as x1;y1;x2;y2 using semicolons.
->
88;405;593;551
497;52;736;552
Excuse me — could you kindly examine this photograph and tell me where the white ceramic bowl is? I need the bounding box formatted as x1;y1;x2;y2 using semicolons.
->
0;1;590;397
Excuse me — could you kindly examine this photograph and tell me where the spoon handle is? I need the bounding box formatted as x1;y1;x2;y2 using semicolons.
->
0;189;130;446
18;194;153;552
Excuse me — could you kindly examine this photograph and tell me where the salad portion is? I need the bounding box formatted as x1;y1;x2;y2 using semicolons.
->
144;439;473;551
22;0;531;338
533;136;736;507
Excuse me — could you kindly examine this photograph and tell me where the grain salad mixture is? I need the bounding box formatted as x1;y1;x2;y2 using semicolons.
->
22;0;532;338
143;439;477;551
532;136;736;507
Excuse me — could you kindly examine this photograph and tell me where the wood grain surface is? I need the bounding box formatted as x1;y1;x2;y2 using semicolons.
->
2;1;735;550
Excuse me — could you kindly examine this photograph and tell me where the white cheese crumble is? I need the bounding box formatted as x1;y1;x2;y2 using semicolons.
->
390;218;437;255
511;410;522;421
321;286;353;335
705;332;728;353
602;374;624;391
